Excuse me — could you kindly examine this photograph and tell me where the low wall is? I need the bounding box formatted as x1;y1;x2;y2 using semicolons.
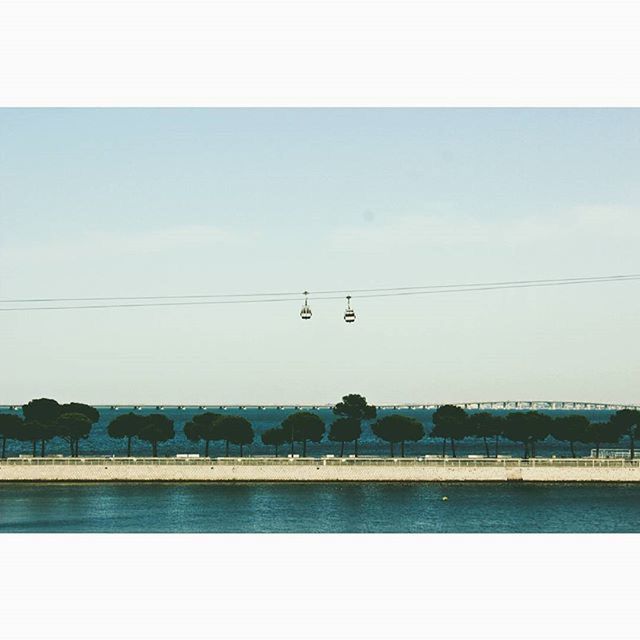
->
2;457;640;482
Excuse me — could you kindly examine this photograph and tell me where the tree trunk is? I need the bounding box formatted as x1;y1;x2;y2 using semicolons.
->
483;436;489;457
127;436;132;457
570;441;576;458
32;440;36;456
289;436;294;456
630;433;635;461
75;440;79;457
205;440;210;457
340;441;345;457
401;441;405;458
442;438;446;457
523;442;528;459
1;436;5;459
531;440;536;459
69;440;74;456
595;442;600;458
354;438;358;457
303;440;307;457
275;444;279;458
152;441;158;457
41;440;45;457
450;438;456;458
226;440;230;457
240;443;243;457
390;442;394;458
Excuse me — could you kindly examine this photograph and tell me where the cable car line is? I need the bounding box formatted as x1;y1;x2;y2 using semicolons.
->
3;272;639;305
0;272;638;313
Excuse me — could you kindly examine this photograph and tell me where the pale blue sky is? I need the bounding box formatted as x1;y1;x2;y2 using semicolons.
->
1;108;639;404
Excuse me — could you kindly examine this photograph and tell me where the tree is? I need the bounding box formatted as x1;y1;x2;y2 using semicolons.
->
184;412;224;457
261;428;287;457
225;417;254;457
22;398;61;424
328;418;361;457
332;394;376;456
22;398;62;456
468;412;503;457
585;421;620;458
551;415;590;458
0;414;23;458
59;402;100;424
137;414;175;457
431;405;468;457
280;412;325;456
609;409;640;460
503;412;552;459
214;415;253;457
19;421;50;457
372;414;424;457
107;412;145;456
56;413;93;457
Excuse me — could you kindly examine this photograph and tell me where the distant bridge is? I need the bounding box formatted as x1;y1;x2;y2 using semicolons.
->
2;401;639;412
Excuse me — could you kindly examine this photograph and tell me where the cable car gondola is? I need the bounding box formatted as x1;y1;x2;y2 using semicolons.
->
344;295;356;323
300;291;312;320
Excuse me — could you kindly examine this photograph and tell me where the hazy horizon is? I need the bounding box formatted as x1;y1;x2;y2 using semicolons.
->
2;108;639;405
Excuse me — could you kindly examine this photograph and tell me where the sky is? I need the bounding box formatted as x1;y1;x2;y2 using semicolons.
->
1;108;639;405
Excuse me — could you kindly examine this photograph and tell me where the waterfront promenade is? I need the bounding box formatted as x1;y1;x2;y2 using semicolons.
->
2;456;640;482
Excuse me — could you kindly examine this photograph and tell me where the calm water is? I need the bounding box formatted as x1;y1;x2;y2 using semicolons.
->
0;407;618;459
1;482;639;532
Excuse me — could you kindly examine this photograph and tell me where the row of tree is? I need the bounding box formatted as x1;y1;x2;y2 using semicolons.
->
430;405;640;459
1;396;640;459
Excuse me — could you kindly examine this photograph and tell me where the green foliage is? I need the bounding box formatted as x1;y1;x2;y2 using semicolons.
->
372;414;424;457
107;412;146;456
56;412;93;456
332;394;375;457
551;415;590;457
431;405;468;457
59;402;100;424
214;415;254;457
468;412;504;457
328;418;362;456
184;413;225;456
503;411;552;458
225;417;254;456
333;394;377;422
137;414;175;457
281;412;325;456
261;427;287;456
609;409;640;459
0;413;23;458
22;398;61;424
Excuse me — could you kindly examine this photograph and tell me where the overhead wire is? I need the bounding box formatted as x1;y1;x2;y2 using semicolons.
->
0;273;638;312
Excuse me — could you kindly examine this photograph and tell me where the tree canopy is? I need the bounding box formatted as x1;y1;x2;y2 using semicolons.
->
503;412;552;458
184;412;224;456
332;394;376;456
261;427;288;456
107;412;147;456
56;412;93;457
137;414;175;457
281;412;324;456
609;409;640;460
431;405;468;457
328;418;362;457
216;415;254;457
372;414;424;457
551;415;590;457
0;414;23;458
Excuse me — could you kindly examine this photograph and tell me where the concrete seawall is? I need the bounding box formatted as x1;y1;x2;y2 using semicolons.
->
2;457;640;482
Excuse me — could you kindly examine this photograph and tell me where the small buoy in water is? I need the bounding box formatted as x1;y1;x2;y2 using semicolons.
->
442;496;449;501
